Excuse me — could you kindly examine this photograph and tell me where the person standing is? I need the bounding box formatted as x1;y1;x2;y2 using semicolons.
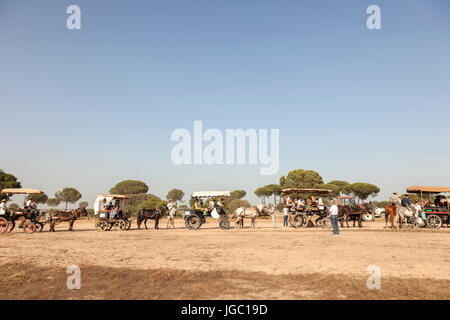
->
282;195;289;227
329;200;340;235
269;203;276;228
390;192;401;206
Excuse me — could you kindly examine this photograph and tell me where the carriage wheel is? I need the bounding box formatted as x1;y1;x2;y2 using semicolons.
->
185;214;202;230
426;215;442;229
0;217;8;234
126;221;132;230
96;221;108;231
35;222;44;232
219;218;230;230
23;222;36;234
116;219;127;231
106;222;114;231
289;213;306;228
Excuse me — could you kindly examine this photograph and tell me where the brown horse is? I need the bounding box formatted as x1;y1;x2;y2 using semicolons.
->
384;205;397;228
48;207;88;232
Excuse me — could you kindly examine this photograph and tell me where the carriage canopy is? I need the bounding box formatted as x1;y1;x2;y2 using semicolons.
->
281;188;332;195
406;186;450;194
1;188;44;195
94;194;129;215
192;191;231;198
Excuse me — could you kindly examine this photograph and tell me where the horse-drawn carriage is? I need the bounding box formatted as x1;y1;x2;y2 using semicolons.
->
406;186;450;229
94;194;132;231
282;188;332;228
184;191;231;230
0;188;45;234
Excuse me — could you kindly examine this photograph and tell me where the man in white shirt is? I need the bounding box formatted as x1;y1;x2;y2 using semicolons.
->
269;203;276;228
329;200;340;235
25;199;32;208
318;197;324;206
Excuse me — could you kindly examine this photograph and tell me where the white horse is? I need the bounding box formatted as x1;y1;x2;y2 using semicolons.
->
166;207;176;229
232;204;267;229
396;204;423;228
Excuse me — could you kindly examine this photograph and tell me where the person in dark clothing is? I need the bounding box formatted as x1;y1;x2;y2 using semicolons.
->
401;195;411;207
434;196;442;207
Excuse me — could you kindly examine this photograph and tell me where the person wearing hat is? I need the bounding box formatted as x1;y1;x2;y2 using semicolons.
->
390;192;401;206
434;195;442;207
0;199;8;216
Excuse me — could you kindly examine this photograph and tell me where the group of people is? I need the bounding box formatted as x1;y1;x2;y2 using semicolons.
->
270;194;340;235
0;198;39;217
390;192;449;210
282;195;326;213
192;197;224;216
99;198;121;219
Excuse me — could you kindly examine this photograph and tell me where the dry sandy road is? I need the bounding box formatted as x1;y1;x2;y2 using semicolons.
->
1;217;449;281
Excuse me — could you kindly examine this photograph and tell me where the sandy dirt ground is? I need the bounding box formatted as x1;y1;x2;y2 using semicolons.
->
1;217;449;299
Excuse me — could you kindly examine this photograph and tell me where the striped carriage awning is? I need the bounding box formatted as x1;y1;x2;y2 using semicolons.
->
406;186;450;194
1;188;44;194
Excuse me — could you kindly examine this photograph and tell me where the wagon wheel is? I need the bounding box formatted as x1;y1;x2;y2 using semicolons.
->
126;221;132;230
116;219;127;231
96;221;108;231
35;222;44;232
289;213;306;228
23;222;36;234
185;214;202;230
426;215;442;229
106;222;114;231
218;218;230;230
0;217;8;234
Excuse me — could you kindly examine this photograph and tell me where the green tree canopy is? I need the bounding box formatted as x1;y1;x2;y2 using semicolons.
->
279;169;324;189
138;197;165;210
343;183;380;203
320;183;341;198
226;199;250;213
79;201;88;208
327;180;350;195
26;193;48;204
166;188;185;203
254;186;272;203
0;169;22;201
55;187;82;210
109;180;149;195
230;190;247;200
46;198;61;208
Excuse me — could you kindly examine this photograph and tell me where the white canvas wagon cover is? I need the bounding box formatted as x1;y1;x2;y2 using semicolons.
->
192;191;230;198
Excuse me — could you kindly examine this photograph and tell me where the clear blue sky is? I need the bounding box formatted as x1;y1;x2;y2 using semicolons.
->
1;0;449;206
